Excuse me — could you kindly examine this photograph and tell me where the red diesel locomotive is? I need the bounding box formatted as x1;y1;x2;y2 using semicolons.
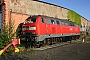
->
20;15;80;47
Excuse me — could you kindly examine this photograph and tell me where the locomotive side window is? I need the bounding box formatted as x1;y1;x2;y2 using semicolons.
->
61;22;64;25
41;18;44;23
56;20;60;25
46;19;51;24
51;20;55;24
74;23;78;27
70;23;74;26
64;22;68;26
68;22;70;26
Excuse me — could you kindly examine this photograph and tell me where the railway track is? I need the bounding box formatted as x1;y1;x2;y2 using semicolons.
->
34;42;70;50
33;39;81;50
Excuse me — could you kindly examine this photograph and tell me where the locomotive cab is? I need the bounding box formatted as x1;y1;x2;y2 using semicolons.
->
22;16;46;35
21;16;38;45
22;16;37;35
21;16;47;47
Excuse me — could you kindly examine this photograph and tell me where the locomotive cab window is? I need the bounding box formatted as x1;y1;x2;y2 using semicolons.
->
51;20;55;24
41;18;44;23
32;17;36;22
25;17;36;23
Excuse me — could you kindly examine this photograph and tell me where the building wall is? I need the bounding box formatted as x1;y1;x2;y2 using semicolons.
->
81;17;87;31
8;0;68;19
0;0;90;34
7;0;68;30
0;0;29;31
87;21;90;34
81;17;90;34
11;13;29;30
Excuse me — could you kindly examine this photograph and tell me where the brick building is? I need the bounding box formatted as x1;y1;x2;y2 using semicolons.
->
0;0;90;34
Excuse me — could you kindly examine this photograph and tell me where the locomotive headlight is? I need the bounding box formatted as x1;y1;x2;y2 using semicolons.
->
29;27;36;30
22;28;26;31
70;28;72;30
31;32;35;34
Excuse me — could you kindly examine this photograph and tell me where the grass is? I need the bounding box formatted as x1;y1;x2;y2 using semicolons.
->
45;53;51;60
76;49;81;54
30;50;37;56
71;35;90;44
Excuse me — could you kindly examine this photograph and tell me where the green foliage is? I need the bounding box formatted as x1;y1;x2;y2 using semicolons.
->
76;49;81;54
67;10;81;26
0;20;16;55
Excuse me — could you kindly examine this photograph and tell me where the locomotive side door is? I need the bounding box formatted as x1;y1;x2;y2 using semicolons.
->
46;19;51;35
40;18;46;34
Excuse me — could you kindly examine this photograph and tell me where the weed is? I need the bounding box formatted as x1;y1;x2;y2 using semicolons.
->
65;49;70;52
45;53;51;60
50;51;54;55
76;49;81;54
30;50;37;56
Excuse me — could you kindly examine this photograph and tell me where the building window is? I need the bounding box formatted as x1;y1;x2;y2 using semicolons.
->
0;5;1;12
0;5;2;33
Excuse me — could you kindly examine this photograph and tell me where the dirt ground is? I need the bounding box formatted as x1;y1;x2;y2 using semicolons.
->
0;43;90;60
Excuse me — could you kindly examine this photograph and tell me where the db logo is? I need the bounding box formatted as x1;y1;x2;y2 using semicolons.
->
70;28;72;30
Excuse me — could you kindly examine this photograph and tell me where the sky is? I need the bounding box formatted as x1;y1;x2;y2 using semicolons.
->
40;0;90;21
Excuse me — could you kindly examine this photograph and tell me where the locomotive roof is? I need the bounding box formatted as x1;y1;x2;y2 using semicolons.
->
29;15;76;23
30;15;67;20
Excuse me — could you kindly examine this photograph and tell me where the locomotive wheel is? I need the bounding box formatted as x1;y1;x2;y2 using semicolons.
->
71;36;74;40
55;38;57;43
51;38;55;44
62;37;67;42
36;41;41;48
46;39;50;45
60;38;63;42
36;41;44;48
40;41;44;47
57;38;60;43
43;39;46;45
52;38;55;44
25;39;32;48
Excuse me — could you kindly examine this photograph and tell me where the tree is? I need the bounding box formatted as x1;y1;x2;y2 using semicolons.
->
0;20;16;55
